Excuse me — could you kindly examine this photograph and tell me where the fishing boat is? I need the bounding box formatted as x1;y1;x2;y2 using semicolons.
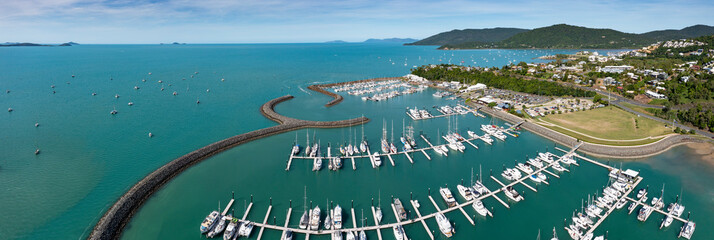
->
309;206;321;230
208;214;229;238
679;221;695;239
440;187;457;207
472;199;490;217
334;205;343;229
457;184;474;201
435;212;454;237
392;225;406;240
200;211;221;234
394;198;407;220
223;218;239;240
238;220;254;237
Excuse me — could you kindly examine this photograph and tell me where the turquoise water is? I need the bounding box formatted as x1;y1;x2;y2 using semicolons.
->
0;44;711;240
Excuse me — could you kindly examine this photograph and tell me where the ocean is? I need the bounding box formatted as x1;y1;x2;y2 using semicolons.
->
0;43;711;239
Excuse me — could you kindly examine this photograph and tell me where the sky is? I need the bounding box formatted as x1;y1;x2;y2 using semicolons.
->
1;0;713;44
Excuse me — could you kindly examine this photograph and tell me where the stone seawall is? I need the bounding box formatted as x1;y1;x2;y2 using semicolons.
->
309;77;403;107
475;104;706;158
89;95;368;240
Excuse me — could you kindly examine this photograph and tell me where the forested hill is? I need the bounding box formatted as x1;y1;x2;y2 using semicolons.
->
405;28;528;46
428;24;714;49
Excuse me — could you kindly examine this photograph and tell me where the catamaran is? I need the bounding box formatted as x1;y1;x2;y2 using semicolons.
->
238;221;254;237
679;221;695;239
313;157;322;171
208;214;229;238
300;187;310;229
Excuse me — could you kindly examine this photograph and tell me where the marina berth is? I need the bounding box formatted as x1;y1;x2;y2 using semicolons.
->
393;198;408;220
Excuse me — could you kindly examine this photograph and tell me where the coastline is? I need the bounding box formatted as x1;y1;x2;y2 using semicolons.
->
89;95;369;240
466;100;707;159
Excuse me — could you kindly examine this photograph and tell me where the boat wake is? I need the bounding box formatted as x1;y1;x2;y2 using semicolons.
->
298;86;312;95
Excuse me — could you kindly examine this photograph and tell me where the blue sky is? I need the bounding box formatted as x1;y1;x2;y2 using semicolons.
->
1;0;712;44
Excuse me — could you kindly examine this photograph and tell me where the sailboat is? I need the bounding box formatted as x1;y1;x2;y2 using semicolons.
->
360;118;368;153
299;187;309;229
360;210;367;240
375;190;383;223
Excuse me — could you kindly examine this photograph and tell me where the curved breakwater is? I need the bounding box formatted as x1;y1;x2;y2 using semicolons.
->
89;95;369;239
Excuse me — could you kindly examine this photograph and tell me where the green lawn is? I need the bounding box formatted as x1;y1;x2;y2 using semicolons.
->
621;102;656;117
540;106;672;143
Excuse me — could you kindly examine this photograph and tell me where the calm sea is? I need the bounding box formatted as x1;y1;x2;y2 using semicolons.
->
0;44;711;239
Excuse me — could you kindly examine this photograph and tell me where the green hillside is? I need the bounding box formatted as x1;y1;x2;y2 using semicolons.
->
641;24;714;41
406;28;528;45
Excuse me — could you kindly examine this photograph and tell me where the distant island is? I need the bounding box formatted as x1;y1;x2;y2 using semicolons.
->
325;38;420;44
0;42;78;47
409;24;714;49
364;38;419;43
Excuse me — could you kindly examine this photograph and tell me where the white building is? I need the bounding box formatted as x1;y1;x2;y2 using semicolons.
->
645;90;667;99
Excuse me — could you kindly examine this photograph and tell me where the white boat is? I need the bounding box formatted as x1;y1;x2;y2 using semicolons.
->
530;174;542;183
551;227;558;240
313;157;322;171
616;198;628;209
207;214;228;238
223;218;239;240
346;231;356;240
527;158;543;168
372;152;382;166
679;221;695;239
200;211;221;234
636;188;647;199
238;220;254;237
360;141;368;153
375;207;383;223
392;225;406;240
394;198;407;220
472;181;489;195
325;211;332;230
503;186;523;202
309;206;321;230
435;213;454;237
292;145;300;156
552;162;566;172
299;211;309;229
472;199;490;217
516;163;533;174
439;187;457;207
332;231;343;240
537;172;547;182
282;230;294;240
334;205;343;229
360;230;367;240
457;184;474;201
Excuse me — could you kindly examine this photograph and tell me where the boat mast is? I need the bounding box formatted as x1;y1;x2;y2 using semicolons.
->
391;120;394;144
304;186;307;212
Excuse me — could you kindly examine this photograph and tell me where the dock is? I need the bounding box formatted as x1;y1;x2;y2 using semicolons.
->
370;206;384;240
403;152;414;164
464;139;479;149
281;208;292;239
256;205;272;240
387;154;395;166
351;157;356;170
242;202;253;220
410;200;435;240
351;208;357;228
420;149;431;160
584;177;642;236
287;153;294;171
222;199;235;216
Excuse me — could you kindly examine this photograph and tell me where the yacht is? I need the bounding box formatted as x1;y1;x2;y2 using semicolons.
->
334;205;343;229
394;198;407;220
375;207;383;223
223;219;239;240
238;221;254;237
560;155;576;165
678;221;695;239
346;231;356;240
472;199;490;217
392;226;406;240
309;206;321;230
503;186;523;202
637;205;652;222
333;157;343;170
457;184;474;201
389;142;398;154
313;157;323;171
516;163;533;174
207;214;228;238
381;138;390;154
529;174;542;183
200;211;221;234
440;187;457;207
551;227;558;240
616;198;628;209
435;213;454;237
282;230;293;240
536;172;547;182
325;212;333;230
359;230;367;240
527;158;544;168
299;211;309;229
551;162;566;172
472;181;490;195
636;188;648;199
360;140;368;153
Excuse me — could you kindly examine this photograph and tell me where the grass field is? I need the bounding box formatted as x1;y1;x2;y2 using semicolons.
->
621;102;656;117
539;106;673;145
